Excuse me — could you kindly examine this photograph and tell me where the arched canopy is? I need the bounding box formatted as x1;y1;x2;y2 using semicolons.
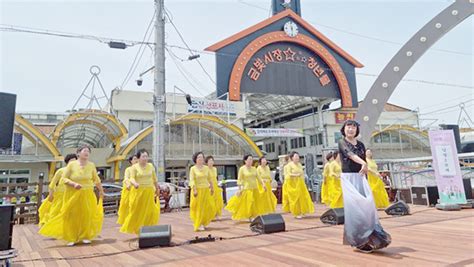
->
51;109;127;149
14;114;61;160
107;114;263;163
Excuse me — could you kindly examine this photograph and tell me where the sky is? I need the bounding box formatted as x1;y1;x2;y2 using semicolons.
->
1;0;473;128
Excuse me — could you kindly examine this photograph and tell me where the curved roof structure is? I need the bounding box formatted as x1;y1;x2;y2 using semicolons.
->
14;114;61;161
107;114;262;163
51;109;127;149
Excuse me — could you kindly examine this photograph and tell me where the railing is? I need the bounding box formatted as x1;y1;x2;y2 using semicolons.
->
0;177;48;224
0;177;194;224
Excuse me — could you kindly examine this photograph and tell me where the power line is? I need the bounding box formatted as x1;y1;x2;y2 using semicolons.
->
166;48;207;97
0;24;153;46
167;48;210;95
167;44;473;90
236;0;472;56
164;9;217;86
119;11;156;89
419;99;474;115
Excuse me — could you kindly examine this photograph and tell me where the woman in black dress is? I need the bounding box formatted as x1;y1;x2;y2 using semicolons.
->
338;120;391;253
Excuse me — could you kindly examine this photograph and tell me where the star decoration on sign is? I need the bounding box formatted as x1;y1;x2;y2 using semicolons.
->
283;48;296;61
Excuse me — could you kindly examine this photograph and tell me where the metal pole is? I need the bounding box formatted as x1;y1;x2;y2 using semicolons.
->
153;0;166;182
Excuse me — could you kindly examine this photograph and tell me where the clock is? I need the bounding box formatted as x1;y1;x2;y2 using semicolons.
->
284;21;298;37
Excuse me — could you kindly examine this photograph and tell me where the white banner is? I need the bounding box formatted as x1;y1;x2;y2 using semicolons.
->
245;128;304;137
188;98;236;116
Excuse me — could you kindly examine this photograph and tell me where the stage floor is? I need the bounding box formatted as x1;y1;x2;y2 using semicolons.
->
10;204;474;266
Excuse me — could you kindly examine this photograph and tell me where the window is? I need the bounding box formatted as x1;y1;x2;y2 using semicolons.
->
290;137;307;149
334;132;343;143
46;114;57;122
129;119;153;141
265;143;275;153
310;133;323;146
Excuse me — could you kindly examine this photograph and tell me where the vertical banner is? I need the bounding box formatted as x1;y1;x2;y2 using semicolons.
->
428;130;466;204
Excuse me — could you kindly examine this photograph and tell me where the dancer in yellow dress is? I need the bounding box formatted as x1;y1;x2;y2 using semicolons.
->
120;149;160;234
366;149;390;209
257;156;277;214
329;151;344;209
206;155;223;220
39;145;104;246
281;155;291;212
321;152;334;205
283;152;314;218
117;155;138;225
226;155;266;221
38;154;77;226
189;152;216;231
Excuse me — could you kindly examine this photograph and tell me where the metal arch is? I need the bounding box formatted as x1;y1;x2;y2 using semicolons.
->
51;110;127;146
356;0;473;143
14;114;62;159
175;114;264;157
107;114;264;163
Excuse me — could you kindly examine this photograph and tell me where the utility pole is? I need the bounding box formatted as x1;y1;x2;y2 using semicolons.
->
153;0;166;182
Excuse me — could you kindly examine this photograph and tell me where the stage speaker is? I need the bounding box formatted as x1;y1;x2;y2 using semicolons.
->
0;92;17;149
463;178;472;200
320;208;344;225
250;214;285;234
385;201;410;216
138;225;171;248
0;205;15;251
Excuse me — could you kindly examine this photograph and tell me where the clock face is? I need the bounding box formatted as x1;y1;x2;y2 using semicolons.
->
284;21;298;37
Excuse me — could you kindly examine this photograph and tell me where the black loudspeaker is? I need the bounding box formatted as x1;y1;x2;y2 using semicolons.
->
463;178;472;200
138;225;171;248
0;205;15;251
0;93;17;148
385;201;410;216
320;208;344;225
250;214;285;234
440;124;461;152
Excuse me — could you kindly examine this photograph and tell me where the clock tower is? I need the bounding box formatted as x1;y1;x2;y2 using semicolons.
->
272;0;301;16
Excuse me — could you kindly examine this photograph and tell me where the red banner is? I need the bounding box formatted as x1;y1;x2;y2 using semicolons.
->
335;112;356;124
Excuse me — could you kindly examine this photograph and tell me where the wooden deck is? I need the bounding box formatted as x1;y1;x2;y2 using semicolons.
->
10;204;474;266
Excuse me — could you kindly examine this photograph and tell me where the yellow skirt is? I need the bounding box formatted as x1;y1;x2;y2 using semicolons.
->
329;177;344;208
38;197;52;226
116;186;131;225
39;190;67;226
368;173;390;208
282;178;314;216
190;187;216;231
321;176;333;205
258;180;277;214
225;188;263;221
39;187;103;243
120;186;160;234
211;183;224;217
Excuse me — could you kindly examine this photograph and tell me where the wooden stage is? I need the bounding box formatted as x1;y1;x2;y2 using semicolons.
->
10;204;474;266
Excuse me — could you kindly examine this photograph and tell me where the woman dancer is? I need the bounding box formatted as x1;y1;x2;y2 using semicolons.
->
328;151;343;209
189;152;216;231
321;152;333;205
282;151;314;218
226;155;265;221
366;149;390;209
39;145;104;246
120;149;160;234
338;120;391;253
257;156;277;214
117;155;138;225
38;154;77;226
